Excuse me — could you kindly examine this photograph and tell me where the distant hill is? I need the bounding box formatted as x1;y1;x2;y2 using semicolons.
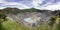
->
0;7;60;16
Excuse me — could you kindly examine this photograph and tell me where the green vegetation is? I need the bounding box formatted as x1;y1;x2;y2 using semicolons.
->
48;16;57;27
0;7;46;30
0;14;7;30
0;8;60;30
0;13;31;30
0;8;37;15
2;20;32;30
47;16;60;30
55;23;60;30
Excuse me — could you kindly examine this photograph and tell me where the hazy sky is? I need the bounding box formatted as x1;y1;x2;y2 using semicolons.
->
0;0;60;11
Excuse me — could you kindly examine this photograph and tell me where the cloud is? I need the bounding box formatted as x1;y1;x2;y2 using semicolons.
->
32;0;43;6
38;0;60;11
0;0;31;9
0;0;60;11
34;0;60;11
43;2;60;10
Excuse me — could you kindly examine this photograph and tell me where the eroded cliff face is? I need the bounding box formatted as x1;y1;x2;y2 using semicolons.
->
7;11;53;28
0;8;57;28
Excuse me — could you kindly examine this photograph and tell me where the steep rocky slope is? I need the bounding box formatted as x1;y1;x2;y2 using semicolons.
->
7;10;53;27
0;8;60;28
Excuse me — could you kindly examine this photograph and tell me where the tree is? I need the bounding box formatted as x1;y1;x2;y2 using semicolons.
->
55;23;60;30
48;16;57;27
0;14;7;30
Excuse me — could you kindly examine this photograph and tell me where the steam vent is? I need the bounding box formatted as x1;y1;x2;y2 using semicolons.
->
7;12;53;28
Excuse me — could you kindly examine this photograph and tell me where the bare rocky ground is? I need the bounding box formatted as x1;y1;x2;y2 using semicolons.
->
0;8;60;30
7;11;54;28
